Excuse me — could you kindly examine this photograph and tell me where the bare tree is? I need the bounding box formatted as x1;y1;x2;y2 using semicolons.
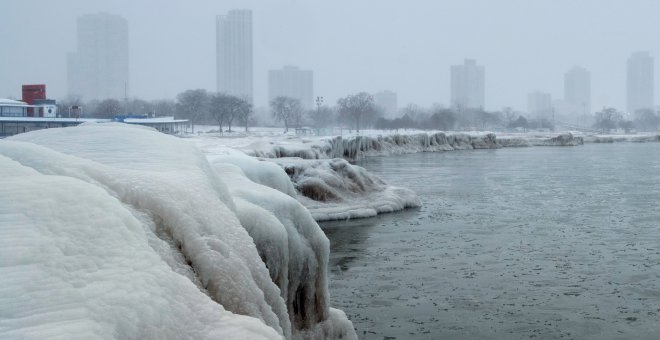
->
152;99;176;117
95;99;122;119
270;96;302;133
337;92;377;132
209;93;252;133
307;106;335;128
209;93;230;132
593;107;622;133
57;95;84;118
503;106;516;126
236;96;253;132
176;89;209;133
634;108;659;131
126;98;153;116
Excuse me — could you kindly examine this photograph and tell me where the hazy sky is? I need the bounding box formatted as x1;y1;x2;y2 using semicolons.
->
1;0;658;111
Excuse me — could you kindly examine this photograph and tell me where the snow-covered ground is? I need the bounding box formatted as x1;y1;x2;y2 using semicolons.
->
0;123;357;340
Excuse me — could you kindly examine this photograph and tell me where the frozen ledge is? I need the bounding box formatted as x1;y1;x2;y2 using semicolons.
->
243;132;593;162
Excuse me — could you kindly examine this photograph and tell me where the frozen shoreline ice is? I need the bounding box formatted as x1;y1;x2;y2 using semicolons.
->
0;124;357;340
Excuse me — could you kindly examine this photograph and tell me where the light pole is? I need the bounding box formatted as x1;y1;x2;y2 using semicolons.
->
316;96;324;129
316;96;324;112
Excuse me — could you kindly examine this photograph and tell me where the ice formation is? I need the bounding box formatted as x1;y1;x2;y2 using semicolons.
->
0;124;357;340
270;158;420;221
499;133;584;147
246;132;500;161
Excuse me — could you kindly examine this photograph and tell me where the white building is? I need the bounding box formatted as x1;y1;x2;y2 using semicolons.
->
564;66;591;116
373;90;398;118
450;59;485;111
0;99;28;117
68;13;129;101
268;66;313;109
217;10;253;103
627;51;654;114
527;91;553;118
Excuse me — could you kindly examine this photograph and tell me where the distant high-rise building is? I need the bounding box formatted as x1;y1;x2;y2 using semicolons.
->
527;91;553;118
564;66;591;116
627;51;654;113
268;65;313;109
450;59;485;111
373;90;398;118
67;13;129;101
217;10;253;102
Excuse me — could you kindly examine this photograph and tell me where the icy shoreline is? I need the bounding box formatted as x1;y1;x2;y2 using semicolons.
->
192;128;659;220
0;124;358;340
193;128;659;163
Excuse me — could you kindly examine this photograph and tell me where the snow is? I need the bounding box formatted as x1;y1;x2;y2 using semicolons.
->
0;98;28;105
0;155;280;340
269;157;420;221
1;123;357;340
192;128;660;163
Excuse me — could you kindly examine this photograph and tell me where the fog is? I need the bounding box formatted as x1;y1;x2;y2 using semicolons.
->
1;0;659;111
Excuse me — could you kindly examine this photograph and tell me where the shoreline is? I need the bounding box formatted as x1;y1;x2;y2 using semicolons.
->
192;129;659;222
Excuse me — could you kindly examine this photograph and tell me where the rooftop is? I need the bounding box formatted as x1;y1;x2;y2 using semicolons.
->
0;99;28;106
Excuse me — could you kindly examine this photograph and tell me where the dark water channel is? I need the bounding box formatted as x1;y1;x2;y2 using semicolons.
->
323;143;660;340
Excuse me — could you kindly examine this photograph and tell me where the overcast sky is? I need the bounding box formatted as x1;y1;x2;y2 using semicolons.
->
1;0;658;111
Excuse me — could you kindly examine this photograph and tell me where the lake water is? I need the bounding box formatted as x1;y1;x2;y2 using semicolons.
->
323;143;660;340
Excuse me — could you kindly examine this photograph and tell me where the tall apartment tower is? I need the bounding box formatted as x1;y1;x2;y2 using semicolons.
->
67;13;129;101
217;10;253;102
373;90;398;118
627;51;654;114
268;65;313;109
450;59;485;111
564;66;591;116
527;91;553;118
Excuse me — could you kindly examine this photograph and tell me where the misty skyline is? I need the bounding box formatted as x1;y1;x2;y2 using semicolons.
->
1;0;659;111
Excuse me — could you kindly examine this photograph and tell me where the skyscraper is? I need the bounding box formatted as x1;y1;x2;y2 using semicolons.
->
627;51;654;114
67;13;129;101
527;91;552;118
217;10;253;102
268;65;313;109
373;90;398;118
564;66;591;116
450;59;485;111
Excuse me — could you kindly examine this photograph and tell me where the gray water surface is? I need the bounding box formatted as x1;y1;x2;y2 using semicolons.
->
323;143;660;340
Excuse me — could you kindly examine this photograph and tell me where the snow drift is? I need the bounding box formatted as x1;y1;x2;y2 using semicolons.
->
0;124;356;340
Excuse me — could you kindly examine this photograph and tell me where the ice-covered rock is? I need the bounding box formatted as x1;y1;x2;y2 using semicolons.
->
500;133;584;147
497;137;531;147
270;157;420;221
246;132;500;161
0;124;356;340
534;133;584;146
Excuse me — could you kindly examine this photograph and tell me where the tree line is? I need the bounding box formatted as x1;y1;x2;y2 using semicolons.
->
57;90;660;133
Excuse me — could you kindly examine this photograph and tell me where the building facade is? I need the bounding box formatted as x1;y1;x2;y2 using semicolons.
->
564;66;591;116
373;90;398;118
217;10;253;103
527;91;553;118
450;59;485;111
0;99;28;117
627;51;654;114
68;13;129;101
268;66;313;109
